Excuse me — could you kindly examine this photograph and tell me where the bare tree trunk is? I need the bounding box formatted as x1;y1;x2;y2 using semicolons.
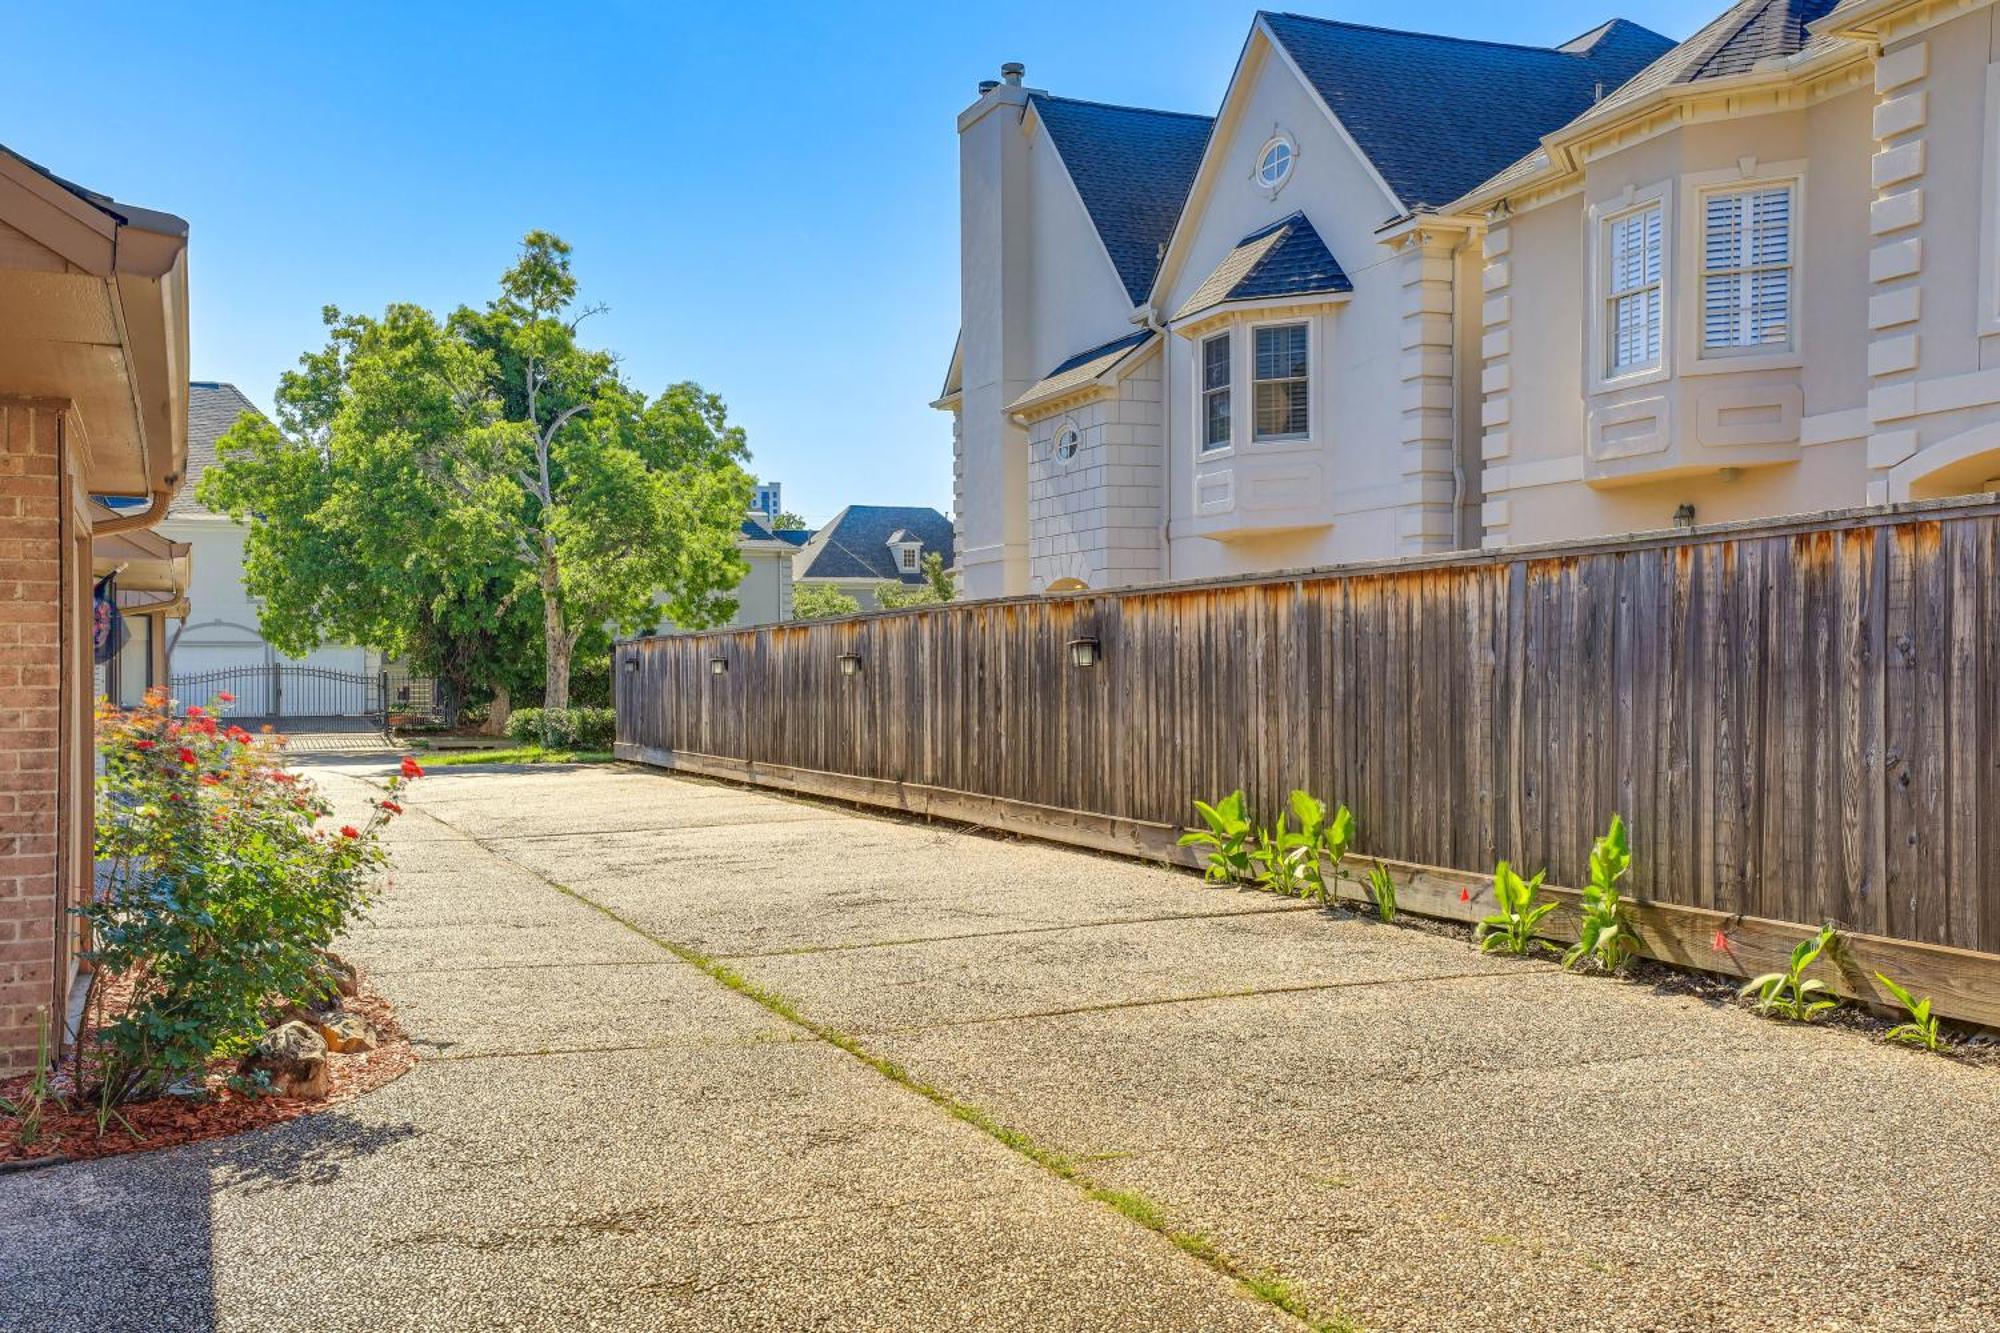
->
541;561;571;714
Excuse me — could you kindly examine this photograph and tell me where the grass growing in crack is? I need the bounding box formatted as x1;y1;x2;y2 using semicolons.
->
542;878;1357;1331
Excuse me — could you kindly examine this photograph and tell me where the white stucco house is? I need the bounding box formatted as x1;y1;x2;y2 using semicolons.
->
943;0;2000;594
162;382;382;715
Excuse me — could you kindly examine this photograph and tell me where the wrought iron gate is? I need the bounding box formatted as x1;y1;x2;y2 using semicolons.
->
167;665;445;722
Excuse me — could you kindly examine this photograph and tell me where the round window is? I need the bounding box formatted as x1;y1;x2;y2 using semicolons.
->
1255;135;1295;191
1055;423;1081;462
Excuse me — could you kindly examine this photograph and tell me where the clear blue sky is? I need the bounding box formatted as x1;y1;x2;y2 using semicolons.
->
6;1;1713;526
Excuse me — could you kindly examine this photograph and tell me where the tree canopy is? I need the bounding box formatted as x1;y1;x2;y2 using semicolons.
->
201;233;754;719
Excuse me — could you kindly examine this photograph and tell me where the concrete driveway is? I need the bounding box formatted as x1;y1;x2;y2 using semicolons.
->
5;761;1999;1332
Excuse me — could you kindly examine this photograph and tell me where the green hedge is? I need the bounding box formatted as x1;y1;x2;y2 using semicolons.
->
504;706;616;750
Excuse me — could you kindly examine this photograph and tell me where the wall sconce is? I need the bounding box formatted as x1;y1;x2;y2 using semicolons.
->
1067;637;1101;669
837;653;863;677
1672;503;1697;529
709;656;728;676
623;656;639;674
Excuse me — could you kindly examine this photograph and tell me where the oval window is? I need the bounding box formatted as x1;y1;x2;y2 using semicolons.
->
1256;135;1295;191
1055;423;1080;462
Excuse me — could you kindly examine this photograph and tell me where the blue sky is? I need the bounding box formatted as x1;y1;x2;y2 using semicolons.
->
6;1;1714;526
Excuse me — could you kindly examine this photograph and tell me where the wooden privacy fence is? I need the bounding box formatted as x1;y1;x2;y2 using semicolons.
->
616;497;2000;1023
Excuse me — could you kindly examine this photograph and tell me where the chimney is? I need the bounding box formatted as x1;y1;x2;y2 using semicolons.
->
1001;61;1025;87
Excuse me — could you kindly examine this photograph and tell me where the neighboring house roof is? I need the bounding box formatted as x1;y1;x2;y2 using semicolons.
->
1030;95;1215;305
1259;12;1675;212
174;381;266;517
1174;212;1350;322
1451;0;1846;208
1006;330;1157;415
773;528;814;548
793;505;956;584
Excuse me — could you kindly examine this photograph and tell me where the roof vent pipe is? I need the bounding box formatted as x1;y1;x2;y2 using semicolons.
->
1001;62;1025;86
978;79;1000;94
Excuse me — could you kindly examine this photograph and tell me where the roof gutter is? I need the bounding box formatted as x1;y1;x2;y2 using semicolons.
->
92;488;179;535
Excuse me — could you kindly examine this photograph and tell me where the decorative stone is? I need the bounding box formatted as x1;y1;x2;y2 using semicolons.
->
313;950;361;1002
242;1021;330;1099
314;1011;379;1054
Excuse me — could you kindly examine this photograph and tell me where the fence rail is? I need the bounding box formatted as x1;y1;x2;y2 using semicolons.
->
616;497;2000;976
168;665;446;722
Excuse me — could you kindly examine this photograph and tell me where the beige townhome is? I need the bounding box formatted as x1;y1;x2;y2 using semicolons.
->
945;0;2000;595
1455;0;2000;542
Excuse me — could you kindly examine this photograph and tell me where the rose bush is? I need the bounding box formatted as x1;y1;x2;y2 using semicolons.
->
83;689;413;1105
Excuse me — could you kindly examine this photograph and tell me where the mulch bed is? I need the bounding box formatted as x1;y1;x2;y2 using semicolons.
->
0;985;414;1171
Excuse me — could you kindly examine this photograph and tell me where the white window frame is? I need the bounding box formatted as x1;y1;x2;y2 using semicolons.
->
898;545;919;572
1198;331;1233;455
1248;319;1312;445
1588;182;1671;392
1977;63;2000;337
1053;419;1081;464
1682;161;1805;375
1253;132;1297;197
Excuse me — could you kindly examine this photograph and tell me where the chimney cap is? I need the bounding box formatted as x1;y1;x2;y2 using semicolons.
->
978;79;1000;94
1001;61;1026;86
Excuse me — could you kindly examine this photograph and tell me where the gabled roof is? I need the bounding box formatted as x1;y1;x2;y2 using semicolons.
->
1259;12;1675;212
1174;212;1350;323
1006;330;1156;415
793;505;956;584
1029;95;1214;305
1451;0;1849;209
174;382;266;517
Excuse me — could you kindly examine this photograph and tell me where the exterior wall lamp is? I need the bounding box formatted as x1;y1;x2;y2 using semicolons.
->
709;656;728;676
1067;637;1101;669
623;656;639;673
1673;503;1697;529
837;653;863;677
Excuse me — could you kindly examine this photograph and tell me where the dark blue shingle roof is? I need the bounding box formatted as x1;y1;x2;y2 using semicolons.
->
794;505;956;584
1175;213;1350;322
1030;95;1214;306
1261;13;1675;212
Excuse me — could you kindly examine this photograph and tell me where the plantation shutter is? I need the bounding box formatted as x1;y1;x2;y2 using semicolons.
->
1702;186;1791;350
1607;205;1662;373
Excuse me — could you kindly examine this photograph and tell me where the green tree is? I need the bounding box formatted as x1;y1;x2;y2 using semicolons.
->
793;585;860;620
202;233;754;722
873;551;956;609
771;510;808;531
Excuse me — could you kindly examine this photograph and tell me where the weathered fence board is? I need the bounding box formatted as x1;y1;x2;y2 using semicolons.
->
617;498;2000;985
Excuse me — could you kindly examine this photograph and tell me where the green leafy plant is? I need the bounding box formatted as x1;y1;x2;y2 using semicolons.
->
1740;925;1840;1022
1180;791;1254;885
1476;861;1558;956
80;691;415;1106
1249;812;1307;897
1315;800;1356;906
1248;792;1354;903
1365;860;1398;923
1563;813;1639;973
504;705;615;750
1874;972;1946;1052
0;1010;55;1147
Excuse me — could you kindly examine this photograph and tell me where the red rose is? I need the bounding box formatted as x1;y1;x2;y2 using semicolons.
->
216;692;235;704
340;825;360;840
400;756;424;779
178;747;196;765
133;739;156;751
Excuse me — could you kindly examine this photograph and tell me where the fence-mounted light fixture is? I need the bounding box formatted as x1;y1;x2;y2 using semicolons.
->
1673;503;1697;529
837;652;863;677
1067;637;1101;669
623;656;639;674
709;656;729;676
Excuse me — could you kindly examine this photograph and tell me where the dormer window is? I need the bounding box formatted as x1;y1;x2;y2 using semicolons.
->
900;546;919;571
887;530;924;574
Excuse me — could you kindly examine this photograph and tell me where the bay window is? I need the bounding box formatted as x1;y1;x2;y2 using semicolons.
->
1201;332;1231;451
1606;203;1663;376
1252;323;1309;441
1701;184;1793;353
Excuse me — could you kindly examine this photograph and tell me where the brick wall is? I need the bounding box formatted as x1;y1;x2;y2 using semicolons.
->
0;400;65;1075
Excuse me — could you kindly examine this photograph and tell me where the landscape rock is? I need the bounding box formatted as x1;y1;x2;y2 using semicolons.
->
313;1011;378;1054
241;1021;329;1099
310;950;361;1003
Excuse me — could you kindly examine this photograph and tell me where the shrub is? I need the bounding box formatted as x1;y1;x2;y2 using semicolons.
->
504;705;615;750
1476;861;1558;956
1563;814;1639;973
794;585;861;620
84;690;413;1105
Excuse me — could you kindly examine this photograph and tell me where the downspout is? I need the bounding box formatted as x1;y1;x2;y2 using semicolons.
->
1140;305;1172;580
92;484;178;535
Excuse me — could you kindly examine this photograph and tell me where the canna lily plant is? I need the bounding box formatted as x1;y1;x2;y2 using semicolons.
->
1874;972;1946;1052
1741;925;1840;1022
1180;790;1254;885
1476;860;1558;956
1563;814;1640;973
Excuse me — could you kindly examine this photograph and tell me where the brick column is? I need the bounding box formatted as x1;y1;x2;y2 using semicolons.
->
0;399;65;1075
